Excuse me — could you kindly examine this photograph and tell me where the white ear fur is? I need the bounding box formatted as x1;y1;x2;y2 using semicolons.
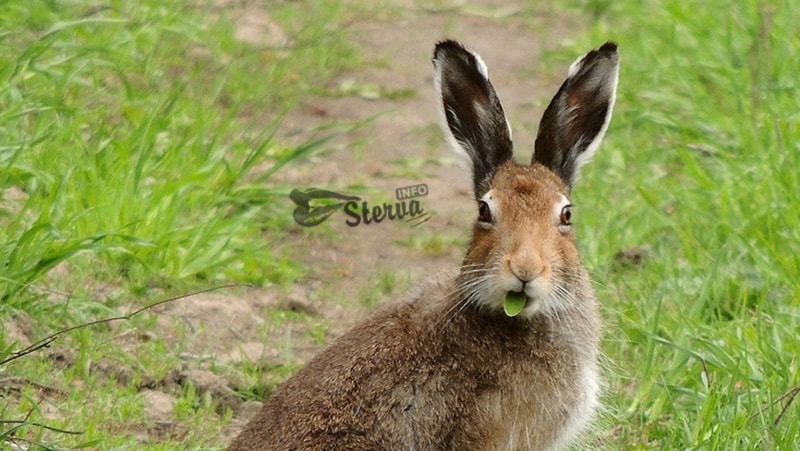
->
432;40;514;199
567;52;619;172
532;42;619;188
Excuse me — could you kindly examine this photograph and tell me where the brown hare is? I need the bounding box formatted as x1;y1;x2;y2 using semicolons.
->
229;39;619;451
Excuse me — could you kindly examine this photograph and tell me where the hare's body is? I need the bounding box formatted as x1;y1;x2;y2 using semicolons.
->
230;270;599;450
230;40;619;450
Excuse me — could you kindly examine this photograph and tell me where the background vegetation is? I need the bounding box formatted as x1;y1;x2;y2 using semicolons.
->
573;0;800;447
0;0;356;448
1;0;797;449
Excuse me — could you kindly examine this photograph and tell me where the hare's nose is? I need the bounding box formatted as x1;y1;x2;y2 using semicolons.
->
510;261;544;285
509;250;545;284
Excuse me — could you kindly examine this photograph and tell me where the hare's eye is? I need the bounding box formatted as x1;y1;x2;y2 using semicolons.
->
559;204;573;226
478;200;493;223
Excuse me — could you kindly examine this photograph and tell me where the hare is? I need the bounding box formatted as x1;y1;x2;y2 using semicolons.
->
229;40;619;451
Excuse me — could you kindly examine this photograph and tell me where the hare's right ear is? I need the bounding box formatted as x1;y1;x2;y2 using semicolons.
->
533;42;619;190
433;40;513;200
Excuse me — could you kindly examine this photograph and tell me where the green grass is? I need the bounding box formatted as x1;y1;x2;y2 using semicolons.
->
0;0;356;448
0;1;357;298
557;0;800;447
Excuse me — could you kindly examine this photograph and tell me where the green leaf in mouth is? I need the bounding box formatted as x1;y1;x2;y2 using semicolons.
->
504;291;527;317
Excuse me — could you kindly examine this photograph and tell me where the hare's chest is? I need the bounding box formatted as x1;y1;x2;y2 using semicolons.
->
483;358;599;451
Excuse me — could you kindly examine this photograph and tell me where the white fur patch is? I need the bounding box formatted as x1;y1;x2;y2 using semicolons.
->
549;362;600;450
472;51;490;80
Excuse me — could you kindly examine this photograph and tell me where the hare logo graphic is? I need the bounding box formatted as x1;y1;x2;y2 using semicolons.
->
290;184;430;228
289;188;360;227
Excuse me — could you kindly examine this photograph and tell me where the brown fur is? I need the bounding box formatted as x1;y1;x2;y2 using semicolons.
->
229;265;598;450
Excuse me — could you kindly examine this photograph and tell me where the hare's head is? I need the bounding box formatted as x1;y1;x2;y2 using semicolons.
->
433;40;618;319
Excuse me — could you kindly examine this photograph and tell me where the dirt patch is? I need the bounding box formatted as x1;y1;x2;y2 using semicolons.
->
2;310;34;348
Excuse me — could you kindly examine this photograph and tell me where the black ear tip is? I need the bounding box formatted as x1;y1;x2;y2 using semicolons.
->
582;41;618;68
599;41;618;54
433;39;467;60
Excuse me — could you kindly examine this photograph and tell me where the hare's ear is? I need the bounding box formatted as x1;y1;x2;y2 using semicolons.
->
533;42;619;189
433;40;513;199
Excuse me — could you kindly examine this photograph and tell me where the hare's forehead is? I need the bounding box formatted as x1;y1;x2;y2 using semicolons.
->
481;188;569;228
487;165;569;207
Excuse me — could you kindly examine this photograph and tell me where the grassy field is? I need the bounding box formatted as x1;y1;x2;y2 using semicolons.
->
2;0;799;449
0;1;357;448
574;0;800;447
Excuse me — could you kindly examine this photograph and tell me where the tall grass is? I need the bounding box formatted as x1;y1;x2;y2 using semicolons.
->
0;1;356;303
0;0;355;448
559;0;800;447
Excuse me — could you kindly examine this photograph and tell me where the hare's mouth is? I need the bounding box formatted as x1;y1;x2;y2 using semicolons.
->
503;290;528;317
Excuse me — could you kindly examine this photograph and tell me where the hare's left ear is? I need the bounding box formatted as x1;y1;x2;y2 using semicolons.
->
533;42;619;189
433;40;513;200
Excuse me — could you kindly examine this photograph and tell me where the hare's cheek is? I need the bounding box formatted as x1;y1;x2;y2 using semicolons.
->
465;229;500;263
527;278;553;299
460;273;504;310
